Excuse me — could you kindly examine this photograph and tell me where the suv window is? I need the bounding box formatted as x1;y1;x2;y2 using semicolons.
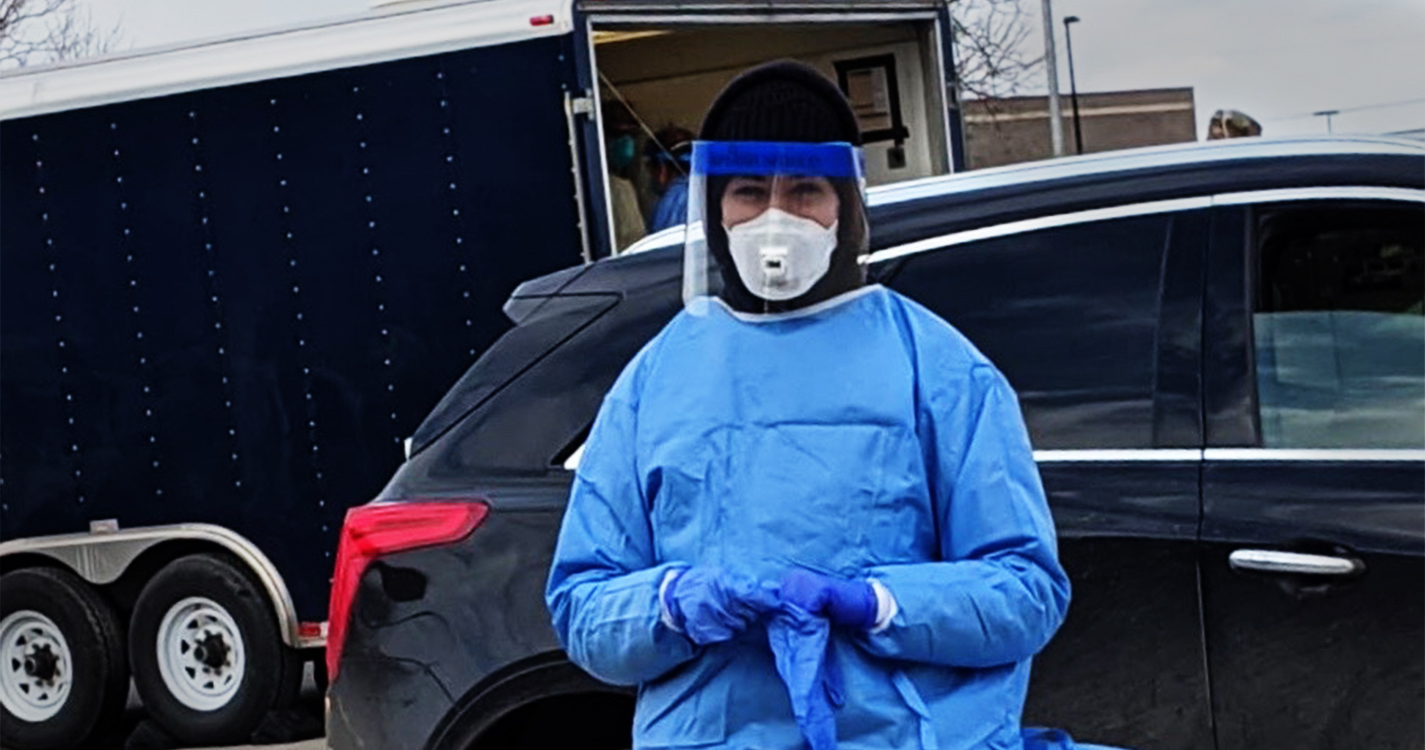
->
888;212;1175;450
1252;201;1425;449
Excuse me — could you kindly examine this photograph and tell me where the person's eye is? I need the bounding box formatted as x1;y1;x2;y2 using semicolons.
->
733;184;769;200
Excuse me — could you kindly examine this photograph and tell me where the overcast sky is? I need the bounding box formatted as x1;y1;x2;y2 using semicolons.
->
76;0;1425;138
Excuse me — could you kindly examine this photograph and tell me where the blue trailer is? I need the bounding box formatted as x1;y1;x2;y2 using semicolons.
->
0;1;962;745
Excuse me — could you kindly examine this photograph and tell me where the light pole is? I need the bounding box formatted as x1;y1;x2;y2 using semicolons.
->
1063;15;1084;154
1041;0;1066;156
1313;109;1340;134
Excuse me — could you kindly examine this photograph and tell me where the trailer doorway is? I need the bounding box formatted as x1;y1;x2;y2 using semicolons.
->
588;17;954;253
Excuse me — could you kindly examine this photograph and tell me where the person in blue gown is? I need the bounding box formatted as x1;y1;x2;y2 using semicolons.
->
547;61;1082;750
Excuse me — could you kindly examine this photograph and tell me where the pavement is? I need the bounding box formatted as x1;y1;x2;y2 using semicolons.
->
119;664;326;750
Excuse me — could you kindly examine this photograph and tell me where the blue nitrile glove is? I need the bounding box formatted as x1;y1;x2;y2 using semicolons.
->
661;567;778;646
767;605;845;750
779;569;879;630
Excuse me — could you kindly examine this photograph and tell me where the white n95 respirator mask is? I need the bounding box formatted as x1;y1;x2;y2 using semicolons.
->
725;208;840;301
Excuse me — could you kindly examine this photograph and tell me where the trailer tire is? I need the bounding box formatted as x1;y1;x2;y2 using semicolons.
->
129;553;301;745
0;567;128;750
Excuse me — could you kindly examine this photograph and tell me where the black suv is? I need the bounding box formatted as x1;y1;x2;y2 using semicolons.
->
326;137;1425;750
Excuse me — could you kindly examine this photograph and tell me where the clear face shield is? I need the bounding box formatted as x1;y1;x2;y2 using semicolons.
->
684;141;868;315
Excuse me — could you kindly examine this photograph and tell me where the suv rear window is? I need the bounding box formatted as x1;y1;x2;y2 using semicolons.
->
888;212;1177;450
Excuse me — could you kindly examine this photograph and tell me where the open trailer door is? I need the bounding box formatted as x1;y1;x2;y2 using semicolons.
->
574;0;964;257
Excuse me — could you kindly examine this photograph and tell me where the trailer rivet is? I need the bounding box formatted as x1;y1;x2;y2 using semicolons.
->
143;386;150;394
59;340;66;348
140;357;146;364
377;304;385;312
371;248;379;256
452;209;460;216
146;409;152;417
231;453;238;461
299;339;305;346
455;237;463;245
463;291;470;299
449;182;456;190
119;203;126;211
38;186;45;194
362;167;369;175
156;489;163;496
442;127;450;135
446;155;454;163
229;428;236;436
270;99;277;105
136;332;143;340
359;141;366;149
32;133;39;141
286;232;293;240
36;160;43;168
153;460;160;468
280;179;287;187
149;436;155;443
56;314;63;322
296;313;303;321
356;113;363;121
235;481;242;488
192;137;199;145
201;217;208;225
365;195;372;203
276;153;283;161
436;72;443;79
459;264;466;272
440;100;448;108
374;275;382;283
368;220;375;229
283;206;290;214
316;472;323;479
289;259;296;267
42;212;49;221
188;111;196;118
195;165;202;172
273;126;280;133
199;191;206;199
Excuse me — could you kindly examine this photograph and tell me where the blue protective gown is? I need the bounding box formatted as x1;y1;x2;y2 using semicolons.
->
546;285;1071;750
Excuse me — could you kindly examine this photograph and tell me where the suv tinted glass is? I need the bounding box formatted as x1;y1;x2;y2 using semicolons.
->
888;212;1175;450
1252;201;1425;449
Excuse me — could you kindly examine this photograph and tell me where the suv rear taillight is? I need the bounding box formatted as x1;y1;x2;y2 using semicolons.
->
326;501;489;680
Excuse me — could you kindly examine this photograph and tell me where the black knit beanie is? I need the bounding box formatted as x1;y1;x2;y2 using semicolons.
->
699;61;868;314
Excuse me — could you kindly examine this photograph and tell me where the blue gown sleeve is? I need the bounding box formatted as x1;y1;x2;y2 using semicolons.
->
858;363;1071;669
545;363;697;686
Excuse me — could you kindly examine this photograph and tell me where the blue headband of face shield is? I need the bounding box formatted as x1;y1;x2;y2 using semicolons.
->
692;141;863;178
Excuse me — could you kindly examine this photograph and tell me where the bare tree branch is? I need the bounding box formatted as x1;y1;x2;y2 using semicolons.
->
950;0;1043;103
1;0;121;70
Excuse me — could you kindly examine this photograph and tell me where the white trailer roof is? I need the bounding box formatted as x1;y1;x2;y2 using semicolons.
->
0;0;573;121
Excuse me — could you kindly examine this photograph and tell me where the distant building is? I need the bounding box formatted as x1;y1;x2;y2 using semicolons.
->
963;88;1197;169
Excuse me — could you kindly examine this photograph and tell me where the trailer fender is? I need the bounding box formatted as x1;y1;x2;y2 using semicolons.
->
0;524;320;651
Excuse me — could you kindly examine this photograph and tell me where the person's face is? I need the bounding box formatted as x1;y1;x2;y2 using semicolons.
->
721;175;841;229
1208;121;1226;140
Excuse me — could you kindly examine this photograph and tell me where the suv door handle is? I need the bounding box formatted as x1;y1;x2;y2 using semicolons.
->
1228;549;1364;576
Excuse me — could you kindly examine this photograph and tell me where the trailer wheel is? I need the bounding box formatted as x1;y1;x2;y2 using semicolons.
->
0;567;128;750
129;553;301;745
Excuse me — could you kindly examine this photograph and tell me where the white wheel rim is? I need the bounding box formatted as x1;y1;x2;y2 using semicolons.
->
0;610;73;722
155;597;246;711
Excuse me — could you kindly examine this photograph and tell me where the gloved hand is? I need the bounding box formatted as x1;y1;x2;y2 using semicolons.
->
778;569;879;630
767;607;844;750
661;567;777;646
